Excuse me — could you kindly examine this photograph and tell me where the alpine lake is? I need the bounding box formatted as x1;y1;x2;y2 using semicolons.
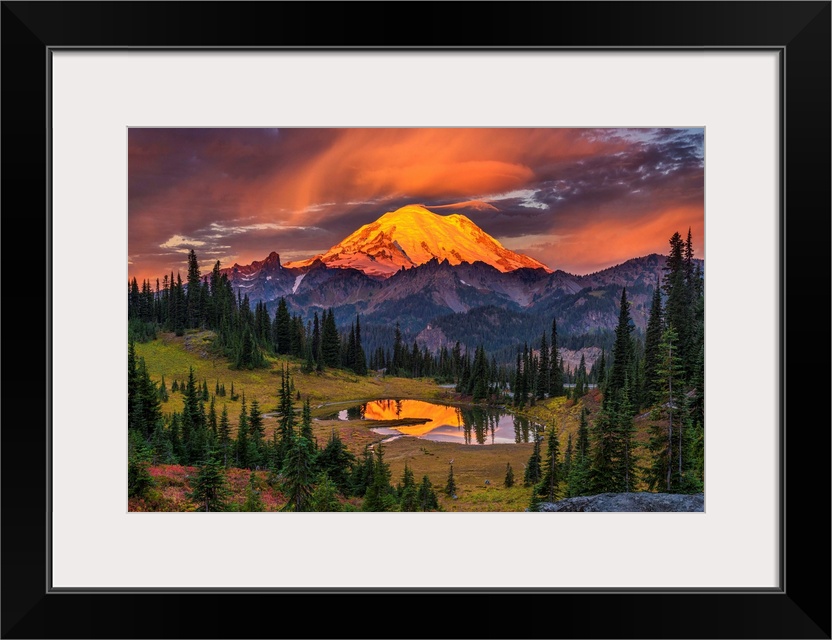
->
321;398;541;446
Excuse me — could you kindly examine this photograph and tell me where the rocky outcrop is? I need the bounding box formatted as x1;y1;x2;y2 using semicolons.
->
535;492;704;512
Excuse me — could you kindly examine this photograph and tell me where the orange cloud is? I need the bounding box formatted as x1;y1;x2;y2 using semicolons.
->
238;128;615;224
531;205;704;273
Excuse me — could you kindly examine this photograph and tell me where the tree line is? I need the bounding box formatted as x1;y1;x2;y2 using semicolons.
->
128;249;368;374
520;229;705;505
127;353;444;511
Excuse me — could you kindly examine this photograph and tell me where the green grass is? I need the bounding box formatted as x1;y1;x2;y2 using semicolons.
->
136;331;605;511
136;330;445;438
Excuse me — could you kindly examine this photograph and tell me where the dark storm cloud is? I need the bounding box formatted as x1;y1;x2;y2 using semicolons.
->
393;128;704;244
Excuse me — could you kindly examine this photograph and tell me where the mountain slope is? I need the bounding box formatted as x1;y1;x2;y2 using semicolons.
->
285;204;551;278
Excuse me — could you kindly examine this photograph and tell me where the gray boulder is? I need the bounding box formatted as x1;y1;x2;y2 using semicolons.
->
536;492;704;512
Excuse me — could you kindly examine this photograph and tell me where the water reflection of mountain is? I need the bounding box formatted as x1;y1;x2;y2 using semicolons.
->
333;399;537;446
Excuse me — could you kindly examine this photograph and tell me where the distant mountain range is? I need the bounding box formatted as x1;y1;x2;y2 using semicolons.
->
213;204;703;353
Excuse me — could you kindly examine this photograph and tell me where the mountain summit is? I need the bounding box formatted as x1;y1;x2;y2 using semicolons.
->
285;204;551;278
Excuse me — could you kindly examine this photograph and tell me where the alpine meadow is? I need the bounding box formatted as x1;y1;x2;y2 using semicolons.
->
128;128;704;512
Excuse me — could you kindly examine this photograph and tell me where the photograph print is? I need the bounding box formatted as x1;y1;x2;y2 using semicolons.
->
127;127;704;513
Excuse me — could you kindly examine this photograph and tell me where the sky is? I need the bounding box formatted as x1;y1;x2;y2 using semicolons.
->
128;127;704;282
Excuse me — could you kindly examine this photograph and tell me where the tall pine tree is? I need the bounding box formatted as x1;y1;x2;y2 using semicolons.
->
273;297;292;355
537;423;562;502
643;281;664;404
549;318;564;396
281;436;316;512
186;249;202;329
524;428;543;486
608;288;633;405
536;332;550;400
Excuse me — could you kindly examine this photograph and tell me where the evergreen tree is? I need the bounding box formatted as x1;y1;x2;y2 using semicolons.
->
254;301;271;348
276;368;296;464
321;309;341;367
169;413;186;463
281;436;316;512
391;323;404;374
504;462;515;488
173;272;186;336
567;450;591;498
300;397;314;444
567;407;590;498
536;332;549;400
663;232;693;379
354;315;368;375
648;324;686;492
363;444;395;511
131;356;162;439
618;376;638;493
128;431;154;498
690;338;705;425
537;423;562;503
266;430;282;487
517;344;530;407
350;447;375;498
218;404;231;467
549;318;564;396
207;396;218;443
188;453;230;512
470;345;489;401
523;344;535;405
397;464;419;512
588;405;619;494
150;418;176;465
290;315;305;358
235;394;249;468
574;354;587;398
236;328;253;369
345;323;357;371
513;353;523;407
312;312;322;371
458;351;471;395
248;398;264;466
524;429;543;486
643;281;664;403
444;463;458;497
577;407;590;461
241;471;264;511
311;472;342;512
178;367;202;463
317;430;356;496
273;297;292;355
608;288;634;403
596;351;606;390
129;277;140;319
417;475;440;511
127;340;139;428
528;487;543;512
564;432;574;479
186;249;202;329
302;338;315;373
682;418;705;494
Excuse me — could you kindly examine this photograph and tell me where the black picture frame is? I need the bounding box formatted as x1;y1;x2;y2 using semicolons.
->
2;2;829;638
